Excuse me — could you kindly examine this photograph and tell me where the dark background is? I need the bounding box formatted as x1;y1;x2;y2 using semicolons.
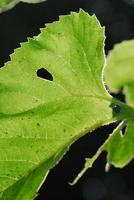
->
0;0;134;199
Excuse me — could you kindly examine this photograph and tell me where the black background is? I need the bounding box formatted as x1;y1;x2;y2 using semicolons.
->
0;0;134;199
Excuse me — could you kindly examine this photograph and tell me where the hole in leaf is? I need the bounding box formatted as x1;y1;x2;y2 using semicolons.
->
37;68;53;81
121;125;127;136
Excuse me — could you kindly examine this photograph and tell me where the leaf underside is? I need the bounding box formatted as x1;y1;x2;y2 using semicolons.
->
0;10;133;199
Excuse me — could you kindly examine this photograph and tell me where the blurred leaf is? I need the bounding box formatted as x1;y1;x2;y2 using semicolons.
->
105;40;134;94
104;120;134;167
104;40;134;166
71;40;134;185
0;0;46;13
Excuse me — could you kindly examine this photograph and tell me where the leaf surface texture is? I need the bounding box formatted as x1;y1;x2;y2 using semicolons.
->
0;11;132;199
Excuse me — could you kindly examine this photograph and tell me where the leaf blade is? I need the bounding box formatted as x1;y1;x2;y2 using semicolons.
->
0;10;130;199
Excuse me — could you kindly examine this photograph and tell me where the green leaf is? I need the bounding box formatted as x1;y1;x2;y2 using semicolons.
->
71;40;134;185
105;40;134;93
82;119;134;172
0;0;46;13
105;40;134;106
104;120;134;167
0;147;68;199
0;10;133;199
104;40;134;167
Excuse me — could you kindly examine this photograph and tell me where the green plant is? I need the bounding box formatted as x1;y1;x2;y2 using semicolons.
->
0;9;134;200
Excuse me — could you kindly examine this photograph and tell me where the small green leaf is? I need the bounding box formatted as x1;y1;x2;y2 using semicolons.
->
106;41;134;105
78;119;134;178
104;121;134;167
0;0;46;13
104;40;134;168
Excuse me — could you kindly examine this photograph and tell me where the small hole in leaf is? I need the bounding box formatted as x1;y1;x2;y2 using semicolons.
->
121;125;127;136
37;68;53;81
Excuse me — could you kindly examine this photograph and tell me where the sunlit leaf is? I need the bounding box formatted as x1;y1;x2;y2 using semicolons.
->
0;11;133;199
